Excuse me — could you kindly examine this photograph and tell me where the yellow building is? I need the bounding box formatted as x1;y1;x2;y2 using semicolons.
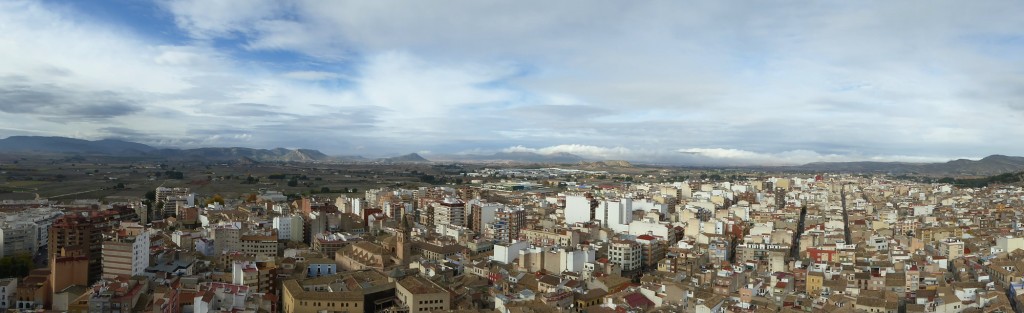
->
281;270;395;313
806;271;824;295
395;276;449;313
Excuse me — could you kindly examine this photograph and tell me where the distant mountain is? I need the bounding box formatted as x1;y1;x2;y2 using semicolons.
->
578;160;633;168
792;155;1024;176
0;136;332;163
157;147;333;162
437;151;587;164
0;136;155;155
380;153;430;163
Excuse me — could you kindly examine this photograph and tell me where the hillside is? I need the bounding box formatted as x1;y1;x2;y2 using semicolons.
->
792;155;1024;176
0;136;332;162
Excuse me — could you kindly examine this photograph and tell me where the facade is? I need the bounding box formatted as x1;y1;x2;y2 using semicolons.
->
395;276;450;313
0;223;38;258
50;212;118;284
101;230;150;278
431;198;465;228
86;276;149;313
336;241;391;271
274;214;304;241
609;240;642;272
0;278;15;310
281;270;396;313
521;229;578;247
493;206;526;244
239;233;278;258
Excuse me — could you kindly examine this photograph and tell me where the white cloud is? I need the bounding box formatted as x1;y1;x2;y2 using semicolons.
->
282;71;341;81
4;1;1024;162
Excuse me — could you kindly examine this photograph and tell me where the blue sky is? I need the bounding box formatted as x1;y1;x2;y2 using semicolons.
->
2;1;1024;165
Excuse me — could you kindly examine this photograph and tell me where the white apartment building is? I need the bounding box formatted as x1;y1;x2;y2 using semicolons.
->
609;240;642;272
272;214;304;241
102;230;151;278
0;223;38;258
0;278;15;310
432;198;465;228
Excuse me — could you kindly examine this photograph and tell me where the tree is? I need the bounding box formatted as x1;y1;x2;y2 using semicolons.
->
320;187;330;193
0;253;34;278
287;179;299;187
206;194;225;206
145;190;156;203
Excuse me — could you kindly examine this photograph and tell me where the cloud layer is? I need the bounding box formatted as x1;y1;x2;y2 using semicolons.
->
1;1;1024;164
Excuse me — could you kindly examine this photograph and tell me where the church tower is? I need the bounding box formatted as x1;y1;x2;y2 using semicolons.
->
396;210;412;264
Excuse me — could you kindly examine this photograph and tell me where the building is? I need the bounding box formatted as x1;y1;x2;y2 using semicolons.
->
395;276;450;313
274;214;304;242
635;235;665;270
938;238;964;259
192;282;255;313
431;198;465;228
493;206;526;244
155;187;192;219
85;276;149;313
281;270;396;313
239;233;278;258
50;212;120;284
468;200;499;235
0;278;15;310
312;233;361;257
50;248;88;302
212;224;241;257
521;229;578;247
336;242;392;271
101;230;150;278
609;240;642;272
0;222;38;258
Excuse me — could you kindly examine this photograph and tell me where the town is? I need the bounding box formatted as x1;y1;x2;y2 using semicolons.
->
2;161;1023;313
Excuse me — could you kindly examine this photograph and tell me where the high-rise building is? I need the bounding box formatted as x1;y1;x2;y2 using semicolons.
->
431;198;465;228
155;187;192;219
101;229;150;278
49;212;118;284
493;206;526;243
609;240;642;272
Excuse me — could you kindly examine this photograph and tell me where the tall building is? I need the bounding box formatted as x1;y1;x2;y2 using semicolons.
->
396;212;412;265
431;198;465;228
273;214;304;242
212;224;241;257
155;187;192;219
101;229;150;278
49;212;118;284
49;247;87;300
609;240;642;272
492;206;526;244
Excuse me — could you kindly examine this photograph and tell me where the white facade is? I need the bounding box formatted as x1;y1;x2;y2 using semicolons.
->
273;214;304;241
564;195;593;225
628;219;674;242
0;278;15;310
0;223;38;258
494;240;530;264
609;240;642;272
432;198;466;228
997;237;1024;253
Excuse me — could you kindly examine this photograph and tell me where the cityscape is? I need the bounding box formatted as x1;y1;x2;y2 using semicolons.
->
3;1;1024;313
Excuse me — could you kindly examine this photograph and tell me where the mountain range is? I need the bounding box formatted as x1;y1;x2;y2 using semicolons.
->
787;155;1024;176
2;136;1024;176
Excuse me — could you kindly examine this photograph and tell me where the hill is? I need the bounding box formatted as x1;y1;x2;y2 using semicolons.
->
0;136;155;155
380;153;430;163
792;154;1024;176
0;136;332;162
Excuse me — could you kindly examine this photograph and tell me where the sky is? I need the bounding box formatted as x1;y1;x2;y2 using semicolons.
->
1;1;1023;165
